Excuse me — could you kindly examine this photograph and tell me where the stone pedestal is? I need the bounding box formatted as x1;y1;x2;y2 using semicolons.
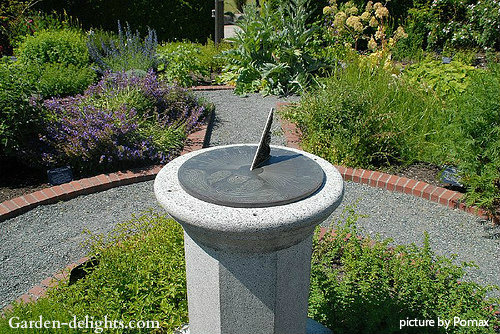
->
154;145;344;334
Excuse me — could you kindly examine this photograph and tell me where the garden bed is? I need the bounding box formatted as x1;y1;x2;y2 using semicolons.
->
1;211;498;333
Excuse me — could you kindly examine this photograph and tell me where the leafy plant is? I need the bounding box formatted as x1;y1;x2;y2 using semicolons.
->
0;61;41;155
310;207;500;334
31;71;207;175
16;28;89;67
87;22;158;74
403;58;477;101
157;43;209;87
219;0;323;95
35;62;97;97
157;41;231;87
402;0;500;51
441;63;500;211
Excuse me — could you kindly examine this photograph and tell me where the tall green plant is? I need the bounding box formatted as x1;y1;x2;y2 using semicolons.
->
219;0;322;95
282;60;442;168
442;63;500;211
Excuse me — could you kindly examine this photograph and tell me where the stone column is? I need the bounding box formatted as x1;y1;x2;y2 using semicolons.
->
155;145;344;334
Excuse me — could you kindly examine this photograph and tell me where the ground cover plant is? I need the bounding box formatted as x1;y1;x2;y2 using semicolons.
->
28;71;208;175
1;209;498;333
310;208;500;333
0;212;188;334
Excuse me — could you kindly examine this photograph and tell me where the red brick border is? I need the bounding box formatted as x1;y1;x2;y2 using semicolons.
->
0;91;493;315
1;110;214;315
0;109;213;223
276;102;491;222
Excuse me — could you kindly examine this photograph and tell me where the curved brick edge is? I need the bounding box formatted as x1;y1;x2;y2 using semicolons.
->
276;102;491;222
0;88;224;315
0;111;213;315
0;110;213;224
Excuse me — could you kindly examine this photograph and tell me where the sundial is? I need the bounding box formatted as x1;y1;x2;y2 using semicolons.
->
177;109;325;208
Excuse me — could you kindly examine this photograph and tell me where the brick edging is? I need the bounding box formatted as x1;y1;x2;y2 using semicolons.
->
0;110;214;223
275;102;491;221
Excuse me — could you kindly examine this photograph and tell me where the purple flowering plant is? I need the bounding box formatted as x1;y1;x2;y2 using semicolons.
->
37;70;207;175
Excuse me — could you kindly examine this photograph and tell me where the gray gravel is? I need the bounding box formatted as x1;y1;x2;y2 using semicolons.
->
194;90;299;147
0;182;161;309
1;89;499;309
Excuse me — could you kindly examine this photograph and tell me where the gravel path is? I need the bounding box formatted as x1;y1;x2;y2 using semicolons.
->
1;90;499;309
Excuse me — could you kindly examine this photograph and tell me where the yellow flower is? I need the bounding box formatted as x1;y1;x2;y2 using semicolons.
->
323;6;333;15
365;1;374;12
346;15;363;32
373;2;383;10
368;37;378;51
346;6;359;15
333;11;347;27
369;16;378;27
360;11;371;21
375;26;385;40
393;26;408;41
375;6;389;19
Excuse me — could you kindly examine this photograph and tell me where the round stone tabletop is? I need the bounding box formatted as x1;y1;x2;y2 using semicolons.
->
154;144;344;252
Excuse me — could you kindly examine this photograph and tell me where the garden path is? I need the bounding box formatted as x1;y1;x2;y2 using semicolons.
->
1;90;499;310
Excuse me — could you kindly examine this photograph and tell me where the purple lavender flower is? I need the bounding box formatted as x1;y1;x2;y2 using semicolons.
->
37;71;207;175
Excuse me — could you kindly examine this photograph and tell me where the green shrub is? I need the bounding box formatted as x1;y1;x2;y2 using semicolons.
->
36;63;96;97
0;54;96;157
310;207;500;334
403;58;477;101
219;0;323;95
157;42;210;87
0;62;42;155
402;0;500;52
157;41;231;87
16;28;89;67
282;60;441;168
0;211;188;333
441;63;500;211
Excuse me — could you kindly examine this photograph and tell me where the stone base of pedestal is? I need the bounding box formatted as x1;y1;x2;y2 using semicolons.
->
184;231;315;334
174;319;332;334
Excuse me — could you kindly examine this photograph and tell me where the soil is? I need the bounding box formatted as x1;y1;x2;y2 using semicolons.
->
0;156;49;203
385;162;448;188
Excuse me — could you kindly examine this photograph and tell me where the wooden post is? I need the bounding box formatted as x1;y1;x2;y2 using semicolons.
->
215;0;224;45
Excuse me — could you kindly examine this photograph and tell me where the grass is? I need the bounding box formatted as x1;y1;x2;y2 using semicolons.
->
1;209;498;333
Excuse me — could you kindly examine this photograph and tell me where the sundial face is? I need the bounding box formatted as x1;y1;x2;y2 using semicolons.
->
177;146;324;208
